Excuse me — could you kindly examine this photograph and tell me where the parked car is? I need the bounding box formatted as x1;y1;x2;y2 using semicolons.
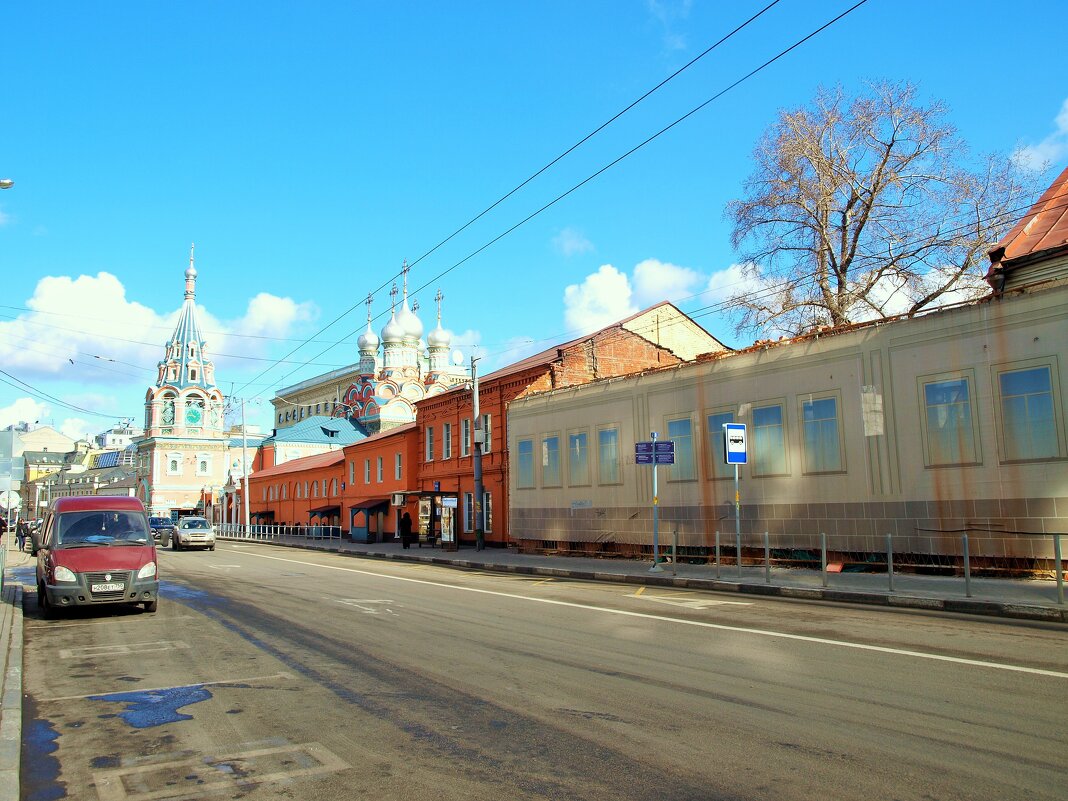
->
171;516;216;551
34;496;159;617
148;516;172;546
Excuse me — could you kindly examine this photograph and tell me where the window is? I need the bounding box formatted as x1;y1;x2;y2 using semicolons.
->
189;368;197;381
349;461;354;485
922;376;978;466
706;410;734;479
278;413;284;424
167;454;181;476
483;492;493;533
462;419;471;456
331;478;338;496
598;427;620;484
568;431;590;486
998;365;1059;461
282;483;288;500
198;459;208;474
312;481;319;497
464;492;474;532
304;481;309;498
517;438;535;488
801;395;843;473
482;414;493;452
316;403;321;414
542;435;561;487
753;403;788;476
395;452;402;480
667;417;696;481
443;422;452;459
425;426;435;462
296;482;303;499
364;459;371;484
376;457;383;483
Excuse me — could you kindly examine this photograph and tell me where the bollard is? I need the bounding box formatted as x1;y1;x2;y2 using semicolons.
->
820;532;828;587
963;533;972;598
887;533;895;593
715;531;721;579
1055;534;1063;606
764;531;770;584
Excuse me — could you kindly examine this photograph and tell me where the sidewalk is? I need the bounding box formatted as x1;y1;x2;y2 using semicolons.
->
0;543;27;799
227;534;1068;624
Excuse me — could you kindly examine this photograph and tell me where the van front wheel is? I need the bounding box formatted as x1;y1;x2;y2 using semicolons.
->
143;600;158;613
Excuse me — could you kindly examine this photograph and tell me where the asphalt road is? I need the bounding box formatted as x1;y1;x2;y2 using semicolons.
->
20;541;1068;801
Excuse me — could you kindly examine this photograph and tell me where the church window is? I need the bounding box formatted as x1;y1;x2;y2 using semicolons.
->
190;368;197;381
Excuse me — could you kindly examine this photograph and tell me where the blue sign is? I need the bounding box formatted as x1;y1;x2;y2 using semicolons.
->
724;423;747;465
635;453;654;464
654;441;674;454
636;440;675;465
635;442;654;455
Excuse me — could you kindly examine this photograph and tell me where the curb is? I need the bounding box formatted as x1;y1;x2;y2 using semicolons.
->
0;583;23;801
227;539;1068;624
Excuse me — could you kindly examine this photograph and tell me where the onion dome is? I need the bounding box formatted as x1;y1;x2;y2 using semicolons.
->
357;322;380;351
427;322;451;348
396;300;424;341
381;309;405;343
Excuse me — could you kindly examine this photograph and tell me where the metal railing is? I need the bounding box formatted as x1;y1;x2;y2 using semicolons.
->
690;530;1065;605
218;523;344;543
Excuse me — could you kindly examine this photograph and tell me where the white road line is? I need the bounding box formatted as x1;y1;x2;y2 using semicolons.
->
230;549;1068;680
38;672;295;703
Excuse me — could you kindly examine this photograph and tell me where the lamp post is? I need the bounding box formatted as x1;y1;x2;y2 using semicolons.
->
471;355;484;551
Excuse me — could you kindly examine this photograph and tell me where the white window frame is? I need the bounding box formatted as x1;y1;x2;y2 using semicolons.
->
425;426;435;462
443;422;452;459
462;418;471;456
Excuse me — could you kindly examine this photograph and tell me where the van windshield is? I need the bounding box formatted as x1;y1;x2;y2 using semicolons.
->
54;511;150;547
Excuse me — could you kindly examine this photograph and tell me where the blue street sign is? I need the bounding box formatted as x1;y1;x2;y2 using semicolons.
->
635;441;654;454
654;441;674;453
724;423;747;465
654;453;674;465
635;453;654;464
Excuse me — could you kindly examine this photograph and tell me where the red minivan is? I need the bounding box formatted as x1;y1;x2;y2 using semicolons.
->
35;496;159;617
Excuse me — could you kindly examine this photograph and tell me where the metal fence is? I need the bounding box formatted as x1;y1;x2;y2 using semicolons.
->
218;524;344;543
657;530;1066;604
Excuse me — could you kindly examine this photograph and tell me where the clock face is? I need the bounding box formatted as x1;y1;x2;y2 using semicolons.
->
185;407;203;424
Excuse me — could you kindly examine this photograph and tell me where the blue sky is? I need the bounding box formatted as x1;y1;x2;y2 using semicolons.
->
1;0;1066;438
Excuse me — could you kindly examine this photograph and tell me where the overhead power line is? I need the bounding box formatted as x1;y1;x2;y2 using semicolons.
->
238;0;872;400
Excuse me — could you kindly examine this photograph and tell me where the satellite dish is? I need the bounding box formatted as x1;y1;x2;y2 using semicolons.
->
452;349;464;366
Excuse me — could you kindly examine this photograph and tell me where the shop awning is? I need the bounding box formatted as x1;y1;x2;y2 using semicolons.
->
307;504;341;516
348;497;390;510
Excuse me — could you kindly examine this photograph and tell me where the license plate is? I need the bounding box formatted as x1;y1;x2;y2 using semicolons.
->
91;582;125;593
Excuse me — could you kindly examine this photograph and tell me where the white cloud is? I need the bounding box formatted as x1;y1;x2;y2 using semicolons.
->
632;258;703;306
58;417;93;442
1015;97;1068;170
0;271;318;385
563;264;638;334
0;397;50;430
705;263;764;304
552;227;594;257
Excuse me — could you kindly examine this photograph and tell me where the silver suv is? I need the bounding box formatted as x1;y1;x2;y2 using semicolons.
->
171;517;216;551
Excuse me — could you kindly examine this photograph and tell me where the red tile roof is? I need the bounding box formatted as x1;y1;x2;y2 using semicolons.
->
990;165;1068;265
252;449;344;479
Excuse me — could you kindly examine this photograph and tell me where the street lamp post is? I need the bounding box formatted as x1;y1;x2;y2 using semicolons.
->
471;355;484;551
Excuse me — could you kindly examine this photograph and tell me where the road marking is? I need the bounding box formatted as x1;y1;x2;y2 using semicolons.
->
530;577;556;586
26;615;199;630
233;548;1068;680
92;740;348;801
58;641;191;660
38;672;294;703
626;589;753;609
335;599;395;614
204;563;243;569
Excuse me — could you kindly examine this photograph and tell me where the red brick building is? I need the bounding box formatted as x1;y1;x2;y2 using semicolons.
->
415;302;724;546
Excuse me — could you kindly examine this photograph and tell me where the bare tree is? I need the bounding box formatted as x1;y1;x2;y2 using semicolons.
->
725;81;1038;338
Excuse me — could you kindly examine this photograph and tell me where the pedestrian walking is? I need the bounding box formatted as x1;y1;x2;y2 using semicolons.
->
399;511;413;549
16;520;28;552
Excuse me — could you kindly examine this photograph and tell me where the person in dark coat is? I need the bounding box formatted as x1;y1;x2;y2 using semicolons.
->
399;511;413;549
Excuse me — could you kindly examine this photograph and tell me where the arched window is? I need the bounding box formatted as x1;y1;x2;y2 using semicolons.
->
279;413;284;424
331;478;338;496
282;484;288;500
312;481;319;497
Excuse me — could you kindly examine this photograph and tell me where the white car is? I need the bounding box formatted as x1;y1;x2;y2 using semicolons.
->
171;516;216;551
